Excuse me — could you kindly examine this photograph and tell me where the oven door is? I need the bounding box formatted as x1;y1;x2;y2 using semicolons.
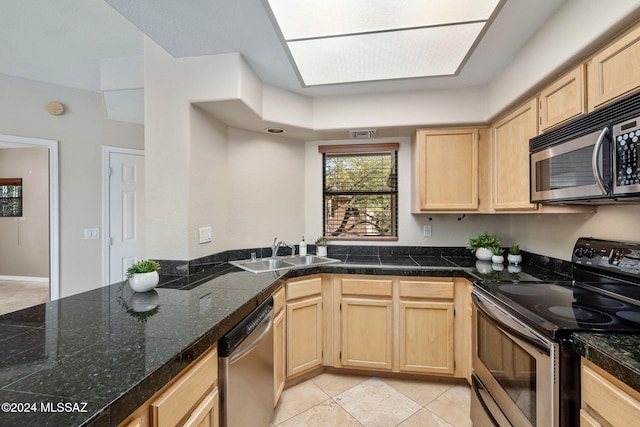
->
530;127;611;203
472;290;559;427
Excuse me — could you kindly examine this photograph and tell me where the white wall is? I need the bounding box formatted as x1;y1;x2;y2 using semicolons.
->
0;74;144;297
227;128;305;249
511;206;640;261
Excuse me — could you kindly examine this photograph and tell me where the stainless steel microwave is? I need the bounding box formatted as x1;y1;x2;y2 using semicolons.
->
530;91;640;204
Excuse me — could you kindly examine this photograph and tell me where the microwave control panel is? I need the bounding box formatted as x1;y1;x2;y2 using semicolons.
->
613;116;640;191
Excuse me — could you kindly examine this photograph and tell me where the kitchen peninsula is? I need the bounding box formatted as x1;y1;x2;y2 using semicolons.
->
1;246;638;426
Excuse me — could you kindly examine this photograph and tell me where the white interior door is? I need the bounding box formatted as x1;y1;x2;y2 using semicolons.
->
107;150;145;284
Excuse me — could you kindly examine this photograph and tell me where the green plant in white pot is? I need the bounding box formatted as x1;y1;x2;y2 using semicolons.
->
315;237;328;257
508;245;522;265
491;246;505;264
468;233;501;261
121;260;160;293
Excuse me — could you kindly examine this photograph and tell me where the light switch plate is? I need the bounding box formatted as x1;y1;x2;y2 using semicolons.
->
84;228;99;240
423;224;432;237
199;226;212;244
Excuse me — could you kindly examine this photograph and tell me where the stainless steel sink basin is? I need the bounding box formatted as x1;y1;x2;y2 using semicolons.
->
286;255;329;265
230;255;340;273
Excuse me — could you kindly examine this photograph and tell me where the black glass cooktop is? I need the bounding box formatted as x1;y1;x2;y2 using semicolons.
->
475;281;640;339
475;238;640;339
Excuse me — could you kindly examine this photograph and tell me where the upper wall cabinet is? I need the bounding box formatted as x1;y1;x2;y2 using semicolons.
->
413;128;480;212
492;99;539;211
539;65;586;132
587;23;640;112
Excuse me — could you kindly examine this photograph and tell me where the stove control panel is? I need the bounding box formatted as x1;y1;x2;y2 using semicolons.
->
572;237;640;276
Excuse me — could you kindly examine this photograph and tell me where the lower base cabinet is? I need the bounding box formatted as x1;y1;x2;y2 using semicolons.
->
286;276;323;378
328;275;471;379
581;358;640;427
119;345;219;427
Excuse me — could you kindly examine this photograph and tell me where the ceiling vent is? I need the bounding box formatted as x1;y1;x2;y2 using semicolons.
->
349;129;377;139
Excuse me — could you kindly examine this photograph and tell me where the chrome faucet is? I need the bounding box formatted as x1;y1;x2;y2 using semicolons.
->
287;244;296;257
272;237;285;258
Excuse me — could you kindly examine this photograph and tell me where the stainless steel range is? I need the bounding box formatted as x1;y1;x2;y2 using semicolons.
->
471;237;640;426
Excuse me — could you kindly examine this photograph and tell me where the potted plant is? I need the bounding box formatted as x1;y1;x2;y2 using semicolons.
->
468;232;501;261
315;237;328;257
120;260;160;293
508;245;522;265
491;246;505;264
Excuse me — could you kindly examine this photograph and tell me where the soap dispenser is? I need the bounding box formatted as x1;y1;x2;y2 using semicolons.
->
299;237;307;256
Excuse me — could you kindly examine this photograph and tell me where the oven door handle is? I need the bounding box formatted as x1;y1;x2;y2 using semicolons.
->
473;292;552;355
591;126;609;195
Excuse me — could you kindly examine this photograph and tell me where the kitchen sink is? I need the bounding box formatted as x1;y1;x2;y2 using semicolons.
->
285;255;328;265
231;255;340;273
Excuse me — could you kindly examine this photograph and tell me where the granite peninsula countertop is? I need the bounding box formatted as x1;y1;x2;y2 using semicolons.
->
0;250;637;426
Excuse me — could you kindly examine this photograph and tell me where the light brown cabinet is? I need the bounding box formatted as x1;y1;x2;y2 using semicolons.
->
539;65;586;132
151;346;219;427
330;275;471;379
587;23;640;112
286;275;323;378
272;285;286;406
339;278;394;370
414;128;480;211
581;358;640;427
118;345;219;427
491;98;539;211
398;279;455;374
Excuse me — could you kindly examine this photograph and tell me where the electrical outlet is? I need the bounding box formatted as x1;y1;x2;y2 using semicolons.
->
423;224;432;237
199;226;212;244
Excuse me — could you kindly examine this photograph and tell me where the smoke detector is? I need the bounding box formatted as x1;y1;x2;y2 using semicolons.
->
349;129;377;139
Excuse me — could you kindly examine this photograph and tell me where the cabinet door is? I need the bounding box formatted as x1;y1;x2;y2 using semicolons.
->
581;359;640;427
415;128;479;210
287;295;323;377
399;300;454;374
340;297;393;370
183;389;219;427
492;99;538;211
273;307;285;406
588;24;640;111
539;65;586;131
151;347;218;427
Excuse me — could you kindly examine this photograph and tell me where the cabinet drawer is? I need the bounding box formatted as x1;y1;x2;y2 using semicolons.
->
341;278;393;297
151;346;218;427
399;280;454;299
273;285;285;315
582;361;640;427
286;277;322;300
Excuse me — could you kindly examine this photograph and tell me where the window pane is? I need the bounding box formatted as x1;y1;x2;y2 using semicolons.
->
323;148;397;239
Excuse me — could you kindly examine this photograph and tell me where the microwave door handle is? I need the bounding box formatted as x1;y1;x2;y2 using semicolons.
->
592;127;609;195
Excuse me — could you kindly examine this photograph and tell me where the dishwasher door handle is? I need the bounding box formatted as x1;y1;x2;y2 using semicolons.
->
229;313;273;365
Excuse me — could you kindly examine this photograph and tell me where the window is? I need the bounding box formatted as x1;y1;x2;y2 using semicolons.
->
320;143;399;240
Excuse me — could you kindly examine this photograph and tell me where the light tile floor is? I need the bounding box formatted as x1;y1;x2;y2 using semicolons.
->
274;373;472;427
0;280;49;315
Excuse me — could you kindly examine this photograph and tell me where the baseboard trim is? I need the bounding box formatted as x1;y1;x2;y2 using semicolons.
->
0;275;49;283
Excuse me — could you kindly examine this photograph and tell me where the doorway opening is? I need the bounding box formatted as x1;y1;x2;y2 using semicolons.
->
0;134;59;301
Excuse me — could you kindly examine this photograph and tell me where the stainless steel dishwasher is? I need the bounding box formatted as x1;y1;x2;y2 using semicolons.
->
218;296;274;427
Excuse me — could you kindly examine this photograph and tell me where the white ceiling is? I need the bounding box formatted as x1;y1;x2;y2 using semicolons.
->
0;0;566;97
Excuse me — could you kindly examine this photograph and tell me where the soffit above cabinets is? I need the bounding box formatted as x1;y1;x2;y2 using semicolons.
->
265;0;504;86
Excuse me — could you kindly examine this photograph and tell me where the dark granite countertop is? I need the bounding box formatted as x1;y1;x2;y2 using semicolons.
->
0;249;606;426
571;332;640;394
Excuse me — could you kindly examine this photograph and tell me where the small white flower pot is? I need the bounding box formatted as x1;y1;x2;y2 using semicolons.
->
491;255;504;264
316;246;328;257
508;254;523;265
129;271;159;293
475;247;493;261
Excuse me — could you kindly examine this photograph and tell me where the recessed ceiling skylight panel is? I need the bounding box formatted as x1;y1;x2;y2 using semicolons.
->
266;0;503;86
